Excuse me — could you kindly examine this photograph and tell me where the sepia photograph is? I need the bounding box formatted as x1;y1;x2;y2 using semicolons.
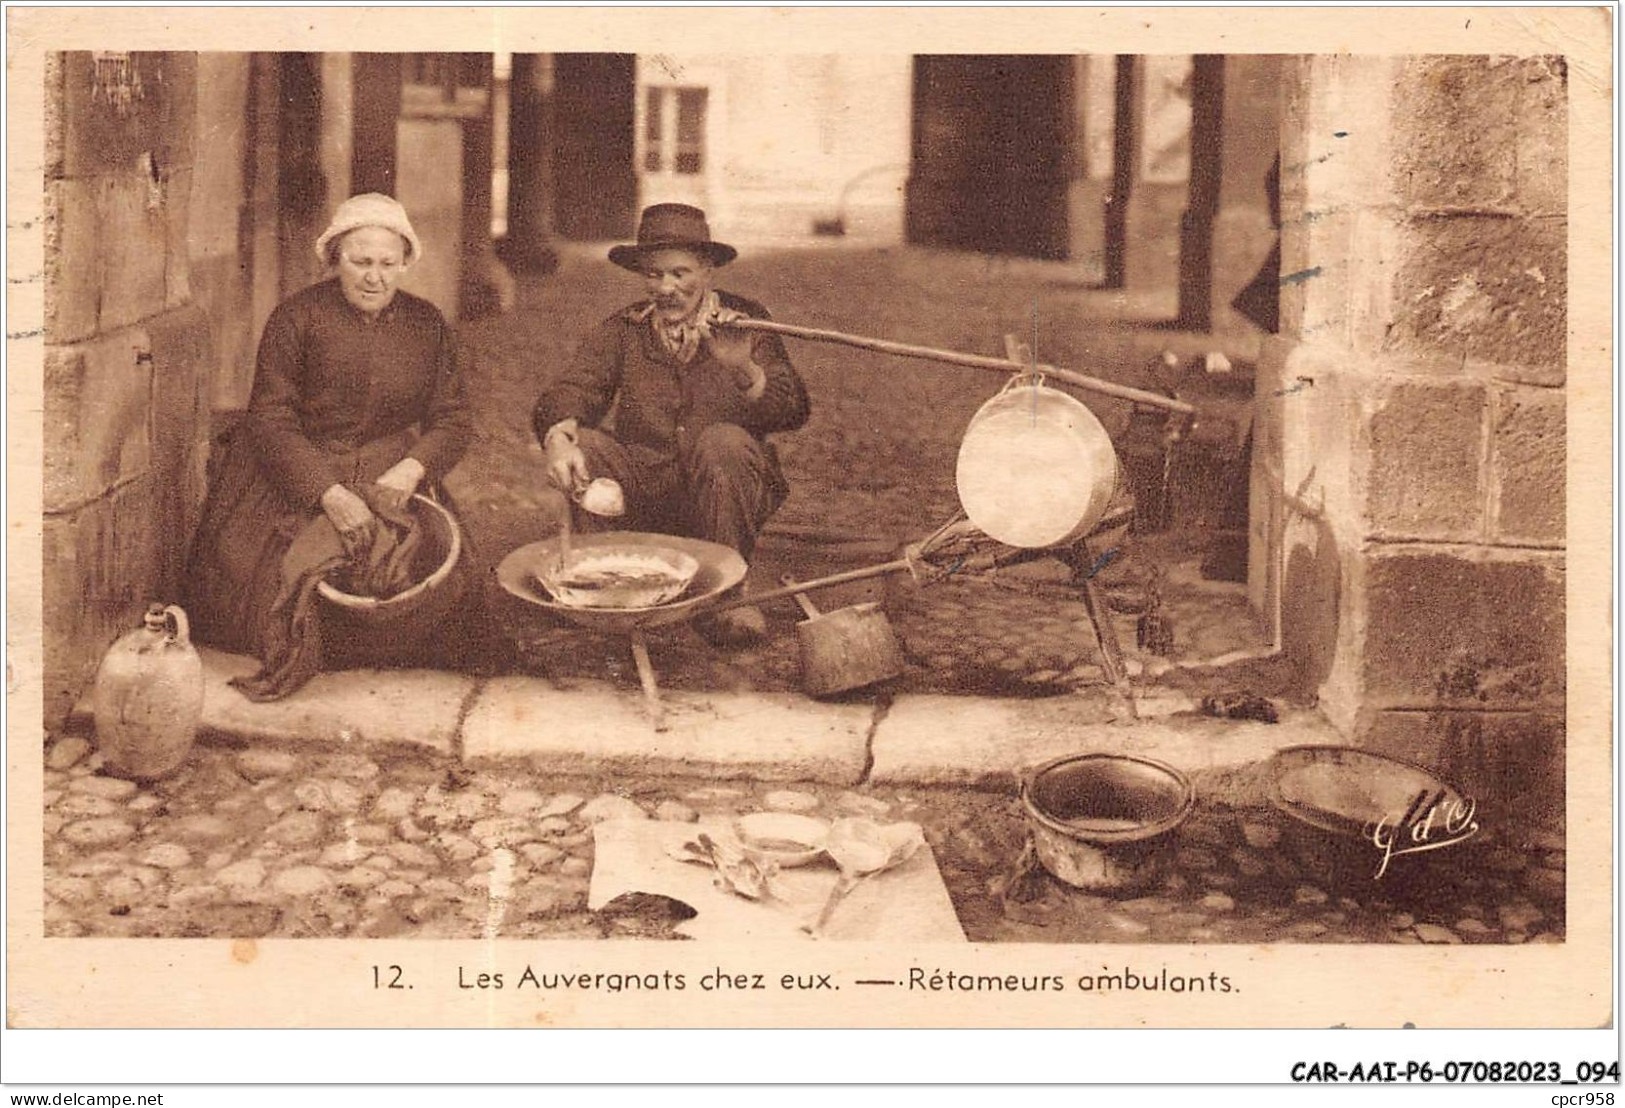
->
4;5;1614;1049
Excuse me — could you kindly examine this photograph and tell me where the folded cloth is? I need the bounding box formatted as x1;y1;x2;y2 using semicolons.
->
328;488;424;600
230;486;424;702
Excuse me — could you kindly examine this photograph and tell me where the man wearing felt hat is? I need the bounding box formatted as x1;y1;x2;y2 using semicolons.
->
532;203;811;646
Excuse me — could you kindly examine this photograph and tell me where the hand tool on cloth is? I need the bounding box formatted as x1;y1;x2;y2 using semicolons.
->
590;817;965;942
806;818;926;938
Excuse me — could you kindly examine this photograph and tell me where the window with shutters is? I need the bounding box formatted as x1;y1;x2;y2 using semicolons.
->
642;85;707;175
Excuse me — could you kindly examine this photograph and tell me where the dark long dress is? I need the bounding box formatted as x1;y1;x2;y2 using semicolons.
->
185;278;473;663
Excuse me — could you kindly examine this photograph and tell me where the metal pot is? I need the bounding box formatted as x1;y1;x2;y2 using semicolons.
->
783;575;904;698
1266;744;1473;885
956;377;1120;549
1020;753;1194;894
317;493;463;623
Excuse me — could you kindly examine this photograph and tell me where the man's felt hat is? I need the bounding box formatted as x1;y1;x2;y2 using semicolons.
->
609;203;737;271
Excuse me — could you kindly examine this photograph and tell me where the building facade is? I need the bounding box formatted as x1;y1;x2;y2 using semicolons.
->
508;50;1279;322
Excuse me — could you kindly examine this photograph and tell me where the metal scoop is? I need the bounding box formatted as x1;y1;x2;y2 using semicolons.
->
557;477;626;570
782;574;904;698
805;818;924;937
578;476;625;518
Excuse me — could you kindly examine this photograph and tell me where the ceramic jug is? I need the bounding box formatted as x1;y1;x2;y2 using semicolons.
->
91;603;204;780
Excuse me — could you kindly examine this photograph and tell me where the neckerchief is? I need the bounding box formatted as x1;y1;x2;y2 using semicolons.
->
632;290;720;365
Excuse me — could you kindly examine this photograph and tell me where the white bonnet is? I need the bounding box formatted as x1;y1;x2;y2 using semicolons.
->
314;193;423;265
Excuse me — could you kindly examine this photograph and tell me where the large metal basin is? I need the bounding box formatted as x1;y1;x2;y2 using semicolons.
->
317;494;465;642
496;531;746;633
1265;744;1475;882
1020;753;1194;894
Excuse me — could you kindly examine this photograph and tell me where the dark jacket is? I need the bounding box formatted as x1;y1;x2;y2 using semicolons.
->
531;290;810;461
185;278;471;659
244;278;472;508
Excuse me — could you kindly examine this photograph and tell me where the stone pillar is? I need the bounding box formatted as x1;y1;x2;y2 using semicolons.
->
43;51;216;726
1254;55;1567;826
350;53;401;196
1066;55;1115;280
318;53;354;214
276;53;329;297
1211;54;1282;332
502;53;559;273
186;54;270;413
392;56;467;320
1101;55;1138;289
1125;55;1192;293
1176;55;1224;329
240;53;284;401
551;53;638;242
457;54;516;320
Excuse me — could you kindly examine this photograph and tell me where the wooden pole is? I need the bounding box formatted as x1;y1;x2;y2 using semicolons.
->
721;317;1195;416
706;558;915;614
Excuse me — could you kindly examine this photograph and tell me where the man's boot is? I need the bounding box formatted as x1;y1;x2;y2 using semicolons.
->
695;585;767;648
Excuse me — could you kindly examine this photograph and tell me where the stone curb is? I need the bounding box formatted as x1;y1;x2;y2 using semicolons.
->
869;695;1342;804
68;649;1338;793
69;648;469;756
461;676;872;785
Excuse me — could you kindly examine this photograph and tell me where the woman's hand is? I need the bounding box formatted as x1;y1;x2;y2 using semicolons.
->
373;457;425;514
376;457;425;495
703;307;767;395
320;483;376;557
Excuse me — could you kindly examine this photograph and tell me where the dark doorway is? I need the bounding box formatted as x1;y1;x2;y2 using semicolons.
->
552;53;637;240
905;55;1072;259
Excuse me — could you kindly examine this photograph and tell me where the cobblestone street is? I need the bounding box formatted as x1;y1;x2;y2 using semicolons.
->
44;735;1565;945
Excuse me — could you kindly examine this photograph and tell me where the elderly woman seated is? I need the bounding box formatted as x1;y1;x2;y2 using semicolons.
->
185;193;474;698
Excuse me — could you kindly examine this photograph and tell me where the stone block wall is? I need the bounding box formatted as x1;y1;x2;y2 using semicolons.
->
1253;55;1567;827
187;54;274;413
43;52;215;727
